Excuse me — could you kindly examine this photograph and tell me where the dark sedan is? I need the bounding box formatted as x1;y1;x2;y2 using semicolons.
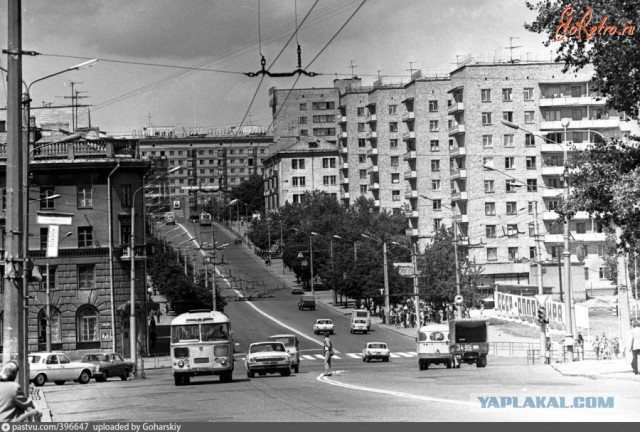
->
82;353;134;382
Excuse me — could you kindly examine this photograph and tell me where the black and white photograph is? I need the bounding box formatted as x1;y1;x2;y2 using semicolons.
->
0;0;639;425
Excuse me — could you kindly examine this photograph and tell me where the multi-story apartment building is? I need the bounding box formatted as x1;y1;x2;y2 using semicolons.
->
263;137;340;210
0;123;150;356
269;60;640;298
138;127;272;219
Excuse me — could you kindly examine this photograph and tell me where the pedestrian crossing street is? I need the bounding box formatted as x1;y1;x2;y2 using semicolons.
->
239;352;417;361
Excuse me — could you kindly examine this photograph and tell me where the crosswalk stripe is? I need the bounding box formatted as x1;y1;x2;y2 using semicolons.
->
301;355;315;360
314;354;325;360
332;355;342;360
347;353;361;358
396;352;415;357
389;353;401;358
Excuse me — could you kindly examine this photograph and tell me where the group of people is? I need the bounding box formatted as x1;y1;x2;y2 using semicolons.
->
379;301;471;329
591;333;621;360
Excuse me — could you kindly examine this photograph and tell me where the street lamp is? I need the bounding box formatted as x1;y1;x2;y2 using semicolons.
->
390;241;420;338
361;234;390;325
130;165;181;376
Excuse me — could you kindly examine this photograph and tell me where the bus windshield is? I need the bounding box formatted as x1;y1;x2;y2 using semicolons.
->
171;323;230;343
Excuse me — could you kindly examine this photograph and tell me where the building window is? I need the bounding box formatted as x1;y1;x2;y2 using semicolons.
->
528;201;535;215
313;128;336;137
389;122;398;132
508;247;519;261
313;115;335;123
291;159;305;169
529;223;536;237
40;227;48;250
322;158;336;168
358;123;365;132
482;135;493;148
300;130;308;136
78;186;93;209
430;140;440;152
429;100;438;112
78;227;93;248
506;179;518;193
358;139;367;149
523;88;534;101
389;105;397;115
299;117;307;124
506;202;517;215
487;248;498;261
312;101;335;110
359;169;367;179
77;266;95;290
503;111;513;122
551;246;562;259
323;176;337;186
357;107;365;116
433;219;442;230
300;103;307;110
527;179;538;192
576;222;587;234
505;157;515;169
503;134;514;147
481;89;491;102
502;88;512;102
120;222;131;247
40;188;56;210
482;112;492;125
431;160;440;172
486;225;496;238
387;190;399;201
506;224;518;236
485;202;496;216
483;157;494;170
432;180;441;190
484;180;495;193
432;199;442;211
38;307;61;346
360;185;367;194
599;267;611;280
386;139;397;150
525;111;535;124
76;305;99;348
39;265;56;290
526;156;537;169
530;247;537;259
292;177;306;186
358;155;366;163
390;156;399;167
392;173;400;184
429;120;439;132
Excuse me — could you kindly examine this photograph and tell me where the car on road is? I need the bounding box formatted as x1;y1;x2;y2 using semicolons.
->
28;352;95;386
298;296;316;310
291;287;304;295
350;319;368;334
268;334;300;373
82;352;134;382
362;342;390;362
245;342;292;378
313;319;334;335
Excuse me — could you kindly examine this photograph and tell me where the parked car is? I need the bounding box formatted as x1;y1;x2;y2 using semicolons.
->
28;352;94;386
268;334;300;373
350;318;368;334
82;352;134;382
245;342;291;378
362;342;390;362
313;319;334;335
298;296;316;311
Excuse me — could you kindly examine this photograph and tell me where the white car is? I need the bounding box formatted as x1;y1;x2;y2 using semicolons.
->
350;319;368;334
313;319;334;335
245;342;292;378
28;352;95;386
362;342;391;362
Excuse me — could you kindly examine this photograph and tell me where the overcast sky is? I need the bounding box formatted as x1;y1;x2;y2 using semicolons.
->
0;0;550;135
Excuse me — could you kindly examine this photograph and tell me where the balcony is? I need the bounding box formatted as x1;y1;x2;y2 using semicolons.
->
366;148;379;157
342;162;349;169
404;190;418;199
119;245;148;261
452;214;469;223
373;200;381;207
541;166;564;176
542;188;562;198
366;114;377;123
541;142;593;153
573;232;607;242
366;165;379;173
538;96;606;107
365;131;378;140
447;102;465;114
337;131;348;139
450;169;467;180
543;234;563;243
540;118;620;130
402;131;416;141
448;123;465;136
404;170;417;180
342;192;350;200
339;116;347;123
401;112;415;122
340;146;349;154
340;176;349;185
451;191;468;201
449;146;466;157
409;210;419;218
542;211;561;221
406;228;419;237
370;182;380;190
20;139;140;162
403;150;417;161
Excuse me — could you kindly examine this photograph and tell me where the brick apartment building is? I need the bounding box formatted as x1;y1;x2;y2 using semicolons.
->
268;60;640;298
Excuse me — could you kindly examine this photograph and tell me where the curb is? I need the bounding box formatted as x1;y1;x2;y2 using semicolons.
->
30;386;52;422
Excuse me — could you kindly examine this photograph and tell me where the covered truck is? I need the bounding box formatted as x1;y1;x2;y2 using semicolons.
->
449;319;488;368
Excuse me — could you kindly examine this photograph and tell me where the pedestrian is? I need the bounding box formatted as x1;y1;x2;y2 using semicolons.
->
592;335;601;360
0;362;40;422
480;303;485;317
630;321;640;375
612;337;620;359
323;333;334;376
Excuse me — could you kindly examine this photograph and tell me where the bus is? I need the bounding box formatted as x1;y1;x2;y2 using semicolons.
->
199;212;212;226
170;309;235;385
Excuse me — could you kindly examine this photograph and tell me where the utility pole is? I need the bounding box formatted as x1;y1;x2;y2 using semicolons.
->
533;201;548;363
4;0;26;388
63;81;81;131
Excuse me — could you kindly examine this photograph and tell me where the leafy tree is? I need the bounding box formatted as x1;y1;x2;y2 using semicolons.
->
232;175;264;213
525;0;640;118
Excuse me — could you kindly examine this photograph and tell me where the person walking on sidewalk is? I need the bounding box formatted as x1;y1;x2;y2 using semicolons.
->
630;321;640;375
323;333;334;376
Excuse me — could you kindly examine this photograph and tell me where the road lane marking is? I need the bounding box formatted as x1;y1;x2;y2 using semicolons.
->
389;353;401;358
317;373;476;407
396;352;415;357
347;353;360;358
301;355;316;360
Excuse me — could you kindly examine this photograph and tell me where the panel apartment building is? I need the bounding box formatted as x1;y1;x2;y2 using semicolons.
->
268;61;639;296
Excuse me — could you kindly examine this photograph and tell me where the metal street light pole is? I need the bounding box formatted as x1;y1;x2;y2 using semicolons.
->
561;118;576;354
130;166;180;376
362;234;390;325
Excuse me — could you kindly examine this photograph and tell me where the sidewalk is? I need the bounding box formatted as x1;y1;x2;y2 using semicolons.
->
551;357;640;381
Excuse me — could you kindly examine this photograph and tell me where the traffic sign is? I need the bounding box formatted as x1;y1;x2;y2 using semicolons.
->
576;245;585;262
454;295;464;305
297;252;304;259
534;294;550;306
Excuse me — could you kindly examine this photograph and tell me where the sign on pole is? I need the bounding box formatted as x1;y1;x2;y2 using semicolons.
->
534;295;550;306
297;252;304;259
46;225;60;258
37;212;73;226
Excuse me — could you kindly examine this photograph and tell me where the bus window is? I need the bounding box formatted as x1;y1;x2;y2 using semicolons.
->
171;325;200;343
201;323;229;341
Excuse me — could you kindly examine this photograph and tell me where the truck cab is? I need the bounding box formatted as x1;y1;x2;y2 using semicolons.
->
449;319;488;368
